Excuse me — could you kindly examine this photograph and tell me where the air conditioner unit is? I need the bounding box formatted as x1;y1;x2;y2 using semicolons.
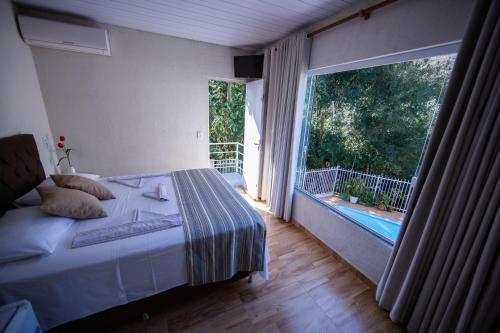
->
18;15;111;56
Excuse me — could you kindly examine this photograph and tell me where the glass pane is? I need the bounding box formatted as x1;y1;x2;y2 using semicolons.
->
295;55;455;244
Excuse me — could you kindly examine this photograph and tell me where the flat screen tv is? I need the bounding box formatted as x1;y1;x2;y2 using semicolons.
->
234;55;264;78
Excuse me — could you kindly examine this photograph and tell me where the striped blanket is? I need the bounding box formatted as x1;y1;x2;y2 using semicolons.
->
172;168;267;286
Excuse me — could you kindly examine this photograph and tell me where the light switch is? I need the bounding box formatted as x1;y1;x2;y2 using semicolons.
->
196;130;203;140
42;134;51;149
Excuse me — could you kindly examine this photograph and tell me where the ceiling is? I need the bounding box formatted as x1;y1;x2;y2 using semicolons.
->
14;0;358;49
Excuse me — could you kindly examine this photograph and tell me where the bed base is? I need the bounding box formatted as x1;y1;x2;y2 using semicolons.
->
140;272;253;323
49;271;253;332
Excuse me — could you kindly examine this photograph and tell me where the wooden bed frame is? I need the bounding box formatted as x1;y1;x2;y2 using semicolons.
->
0;134;45;216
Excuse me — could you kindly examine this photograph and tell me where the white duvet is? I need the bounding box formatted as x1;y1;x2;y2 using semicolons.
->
0;174;188;330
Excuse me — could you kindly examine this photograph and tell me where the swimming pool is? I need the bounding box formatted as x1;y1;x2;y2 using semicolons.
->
334;206;401;243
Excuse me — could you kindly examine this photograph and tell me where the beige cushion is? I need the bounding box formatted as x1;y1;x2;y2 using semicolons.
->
37;186;108;219
51;175;115;200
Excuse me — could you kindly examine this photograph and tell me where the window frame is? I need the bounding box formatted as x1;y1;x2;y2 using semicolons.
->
296;41;460;246
309;41;460;76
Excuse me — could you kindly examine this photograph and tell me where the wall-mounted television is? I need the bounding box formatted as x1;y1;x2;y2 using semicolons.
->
234;55;264;78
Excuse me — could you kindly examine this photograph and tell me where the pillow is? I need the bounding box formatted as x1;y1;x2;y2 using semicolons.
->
51;174;115;200
0;206;73;264
13;177;55;207
37;186;108;219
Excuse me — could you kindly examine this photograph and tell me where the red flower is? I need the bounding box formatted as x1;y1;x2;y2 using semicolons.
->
58;142;65;148
59;135;65;142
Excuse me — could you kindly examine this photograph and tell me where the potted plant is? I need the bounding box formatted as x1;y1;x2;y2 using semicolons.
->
345;178;364;204
56;135;75;173
360;188;376;206
377;193;392;212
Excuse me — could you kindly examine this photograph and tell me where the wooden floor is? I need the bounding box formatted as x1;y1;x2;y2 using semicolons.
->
54;202;405;333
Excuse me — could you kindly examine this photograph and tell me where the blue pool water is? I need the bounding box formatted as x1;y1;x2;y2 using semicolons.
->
334;206;401;243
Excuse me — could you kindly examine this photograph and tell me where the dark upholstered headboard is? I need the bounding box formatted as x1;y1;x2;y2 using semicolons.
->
0;134;46;215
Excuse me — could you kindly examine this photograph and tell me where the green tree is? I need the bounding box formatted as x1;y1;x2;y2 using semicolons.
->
305;56;454;179
209;80;245;144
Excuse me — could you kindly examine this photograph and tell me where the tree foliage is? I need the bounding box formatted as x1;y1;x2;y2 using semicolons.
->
305;56;454;179
209;80;245;144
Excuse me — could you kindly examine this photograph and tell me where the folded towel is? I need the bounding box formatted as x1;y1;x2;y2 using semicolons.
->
142;183;168;201
108;174;171;189
157;183;168;200
72;209;182;248
109;177;144;188
142;192;160;200
133;209;176;221
142;192;167;201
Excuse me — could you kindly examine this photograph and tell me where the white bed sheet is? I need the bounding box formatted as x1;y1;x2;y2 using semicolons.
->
0;174;188;330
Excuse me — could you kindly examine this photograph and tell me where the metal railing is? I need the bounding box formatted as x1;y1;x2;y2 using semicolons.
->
209;142;244;174
297;166;414;213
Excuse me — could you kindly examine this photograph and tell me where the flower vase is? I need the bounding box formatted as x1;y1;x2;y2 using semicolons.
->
66;166;76;174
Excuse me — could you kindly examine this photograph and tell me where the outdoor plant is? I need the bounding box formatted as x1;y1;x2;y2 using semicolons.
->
359;188;377;206
209;80;245;145
377;193;392;212
304;56;455;180
339;193;349;201
345;178;364;204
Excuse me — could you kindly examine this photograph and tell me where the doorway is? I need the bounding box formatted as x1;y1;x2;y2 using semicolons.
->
208;79;264;199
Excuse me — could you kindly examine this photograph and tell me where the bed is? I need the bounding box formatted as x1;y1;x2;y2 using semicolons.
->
0;134;268;330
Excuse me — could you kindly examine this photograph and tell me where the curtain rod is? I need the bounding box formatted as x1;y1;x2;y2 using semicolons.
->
307;0;399;38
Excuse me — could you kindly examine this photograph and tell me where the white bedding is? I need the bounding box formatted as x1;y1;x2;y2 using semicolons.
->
0;174;188;330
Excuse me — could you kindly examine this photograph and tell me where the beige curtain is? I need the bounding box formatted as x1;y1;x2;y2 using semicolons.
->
261;32;310;221
376;0;500;332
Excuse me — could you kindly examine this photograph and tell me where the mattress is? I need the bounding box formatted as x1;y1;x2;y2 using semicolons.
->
0;174;188;330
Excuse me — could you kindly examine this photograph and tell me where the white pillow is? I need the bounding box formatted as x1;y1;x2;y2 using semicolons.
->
14;178;55;207
0;207;74;264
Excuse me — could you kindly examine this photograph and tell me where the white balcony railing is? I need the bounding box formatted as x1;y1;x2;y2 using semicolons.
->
209;142;244;174
297;166;415;213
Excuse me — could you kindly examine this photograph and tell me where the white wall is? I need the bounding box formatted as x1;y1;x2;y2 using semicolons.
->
0;1;56;175
293;0;473;284
293;191;393;283
31;24;251;176
309;0;474;70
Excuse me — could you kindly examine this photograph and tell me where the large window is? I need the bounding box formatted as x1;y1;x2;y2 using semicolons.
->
296;54;455;244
